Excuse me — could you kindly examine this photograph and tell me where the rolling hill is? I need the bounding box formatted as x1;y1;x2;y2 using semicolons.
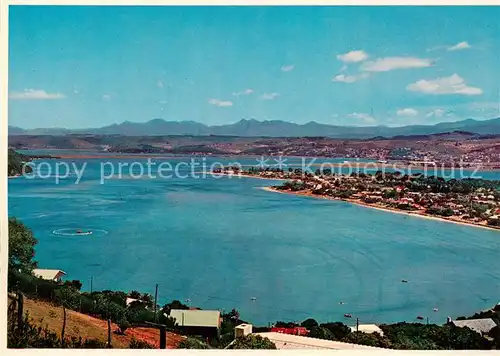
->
8;117;500;139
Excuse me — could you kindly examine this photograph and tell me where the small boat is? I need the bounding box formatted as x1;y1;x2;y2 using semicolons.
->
433;308;439;312
250;297;257;301
416;316;424;320
401;279;408;283
339;301;345;305
344;313;352;318
76;229;83;234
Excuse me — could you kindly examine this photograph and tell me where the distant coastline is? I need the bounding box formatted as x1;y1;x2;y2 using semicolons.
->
260;186;500;232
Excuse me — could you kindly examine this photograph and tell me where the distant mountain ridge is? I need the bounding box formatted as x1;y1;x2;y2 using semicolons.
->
8;117;500;139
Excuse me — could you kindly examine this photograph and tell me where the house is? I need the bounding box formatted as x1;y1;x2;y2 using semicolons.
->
235;323;253;338
349;324;384;336
33;269;66;283
452;318;497;335
169;309;221;339
253;332;383;350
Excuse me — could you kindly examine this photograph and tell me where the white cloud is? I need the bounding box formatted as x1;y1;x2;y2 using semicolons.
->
397;108;418;117
232;88;254;96
102;94;112;101
159;100;167;104
157;80;164;88
447;41;471;51
407;74;483;96
340;65;348;72
426;108;446;118
208;98;233;107
9;89;65;100
361;57;433;72
337;50;368;63
332;73;369;83
348;112;376;124
280;64;295;72
261;93;280;100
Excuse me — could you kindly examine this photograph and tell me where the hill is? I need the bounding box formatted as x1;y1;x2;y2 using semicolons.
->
23;297;184;349
8;149;32;177
9;117;500;139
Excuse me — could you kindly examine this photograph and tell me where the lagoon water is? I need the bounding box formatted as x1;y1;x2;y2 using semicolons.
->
8;156;500;325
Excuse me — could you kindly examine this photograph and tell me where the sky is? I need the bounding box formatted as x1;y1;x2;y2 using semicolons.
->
8;5;500;129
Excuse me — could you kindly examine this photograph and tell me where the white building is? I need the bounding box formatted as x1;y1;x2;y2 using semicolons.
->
33;269;66;282
452;318;497;335
349;324;384;336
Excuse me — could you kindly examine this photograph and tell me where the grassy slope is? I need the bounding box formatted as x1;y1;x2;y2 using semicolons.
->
24;298;185;348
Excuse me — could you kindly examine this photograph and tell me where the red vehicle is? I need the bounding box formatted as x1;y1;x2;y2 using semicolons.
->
271;327;309;336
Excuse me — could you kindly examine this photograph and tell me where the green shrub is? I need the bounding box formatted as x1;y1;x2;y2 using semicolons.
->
129;337;155;349
118;317;130;335
178;337;210;349
229;334;277;349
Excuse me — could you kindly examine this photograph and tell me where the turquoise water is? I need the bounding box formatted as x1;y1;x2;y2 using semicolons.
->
8;157;500;326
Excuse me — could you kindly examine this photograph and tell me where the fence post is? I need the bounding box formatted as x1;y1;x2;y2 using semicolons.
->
107;318;112;348
160;325;166;349
61;305;67;348
17;293;24;327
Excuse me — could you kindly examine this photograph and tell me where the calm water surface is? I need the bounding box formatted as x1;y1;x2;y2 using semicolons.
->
8;157;500;325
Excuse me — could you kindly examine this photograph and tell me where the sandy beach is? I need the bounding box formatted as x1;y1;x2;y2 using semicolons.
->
260;186;500;232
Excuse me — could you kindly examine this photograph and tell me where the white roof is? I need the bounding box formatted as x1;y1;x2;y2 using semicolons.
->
254;332;384;350
33;269;66;280
169;309;221;328
349;324;384;336
452;319;497;334
126;297;140;306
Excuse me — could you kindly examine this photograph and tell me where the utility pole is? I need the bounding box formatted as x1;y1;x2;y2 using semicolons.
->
154;284;159;323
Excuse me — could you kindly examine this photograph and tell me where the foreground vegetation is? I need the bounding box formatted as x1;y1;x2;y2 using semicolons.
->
7;217;500;349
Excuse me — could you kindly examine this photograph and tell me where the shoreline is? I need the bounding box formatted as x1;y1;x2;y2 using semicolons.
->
14;151;499;171
260;186;500;232
207;172;288;181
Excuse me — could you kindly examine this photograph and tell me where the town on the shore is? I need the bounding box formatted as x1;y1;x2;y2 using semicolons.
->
213;165;500;229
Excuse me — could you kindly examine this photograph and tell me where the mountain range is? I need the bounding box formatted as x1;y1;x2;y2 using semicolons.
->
8;117;500;139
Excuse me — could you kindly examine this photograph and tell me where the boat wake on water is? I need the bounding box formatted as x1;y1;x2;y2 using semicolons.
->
52;228;109;236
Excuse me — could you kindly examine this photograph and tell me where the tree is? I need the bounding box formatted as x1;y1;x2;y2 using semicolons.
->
162;300;189;315
118;317;130;335
308;326;335;340
228;308;240;321
129;290;141;299
230;335;277;349
8;218;38;274
489;325;500;349
342;331;392;348
301;318;319;329
64;280;83;291
320;322;351;340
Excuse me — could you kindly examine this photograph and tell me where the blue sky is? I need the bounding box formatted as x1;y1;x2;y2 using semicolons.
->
8;6;500;129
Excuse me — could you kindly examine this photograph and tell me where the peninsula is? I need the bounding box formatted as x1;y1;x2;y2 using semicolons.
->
213;166;500;230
